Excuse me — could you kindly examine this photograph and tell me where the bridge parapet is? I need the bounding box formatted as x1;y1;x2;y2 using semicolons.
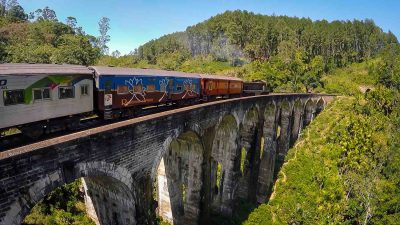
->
0;93;334;225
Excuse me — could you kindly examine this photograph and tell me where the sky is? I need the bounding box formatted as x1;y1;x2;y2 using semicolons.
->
19;0;400;55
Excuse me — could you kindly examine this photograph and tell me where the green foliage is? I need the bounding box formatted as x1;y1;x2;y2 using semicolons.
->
370;44;400;89
156;50;190;70
216;162;222;190
51;34;100;65
240;147;246;174
318;61;377;95
179;55;234;74
156;216;172;225
137;10;397;69
23;179;95;225
0;5;100;65
245;90;400;224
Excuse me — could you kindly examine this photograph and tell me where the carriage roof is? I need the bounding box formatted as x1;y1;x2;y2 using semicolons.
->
0;63;93;75
90;66;242;81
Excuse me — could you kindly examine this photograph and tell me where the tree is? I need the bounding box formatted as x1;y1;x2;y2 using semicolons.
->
51;34;101;65
111;50;121;58
97;16;110;55
303;55;324;92
34;6;57;21
6;4;27;22
0;0;6;17
5;0;17;10
65;16;77;30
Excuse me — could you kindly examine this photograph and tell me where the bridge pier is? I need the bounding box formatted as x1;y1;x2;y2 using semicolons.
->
256;101;278;203
156;131;203;225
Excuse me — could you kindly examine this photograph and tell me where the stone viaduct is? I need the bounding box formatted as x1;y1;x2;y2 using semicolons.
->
0;94;334;225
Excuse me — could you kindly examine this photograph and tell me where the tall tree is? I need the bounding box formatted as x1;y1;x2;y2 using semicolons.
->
111;50;121;58
65;16;77;30
7;4;27;22
34;6;57;21
5;0;17;10
0;0;6;16
97;16;110;55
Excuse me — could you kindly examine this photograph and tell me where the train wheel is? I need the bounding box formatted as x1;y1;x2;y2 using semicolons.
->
21;124;44;139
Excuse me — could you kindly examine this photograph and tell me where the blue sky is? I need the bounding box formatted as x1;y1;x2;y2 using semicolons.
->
19;0;400;55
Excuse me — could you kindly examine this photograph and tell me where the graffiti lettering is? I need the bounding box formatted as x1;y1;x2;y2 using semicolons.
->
121;98;128;105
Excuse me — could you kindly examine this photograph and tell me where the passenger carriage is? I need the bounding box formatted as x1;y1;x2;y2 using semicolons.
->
89;67;202;119
0;63;94;138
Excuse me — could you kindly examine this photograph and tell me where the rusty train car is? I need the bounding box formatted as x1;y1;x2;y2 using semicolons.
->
0;64;267;138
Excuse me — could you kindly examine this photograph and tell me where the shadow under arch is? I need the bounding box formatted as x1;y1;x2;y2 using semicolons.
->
209;114;239;216
290;98;304;146
155;130;204;225
10;161;137;225
276;99;292;158
303;98;315;127
238;107;261;202
256;101;278;203
315;98;325;115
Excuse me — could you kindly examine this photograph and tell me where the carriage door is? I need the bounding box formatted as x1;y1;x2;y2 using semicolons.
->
168;79;174;101
103;78;113;119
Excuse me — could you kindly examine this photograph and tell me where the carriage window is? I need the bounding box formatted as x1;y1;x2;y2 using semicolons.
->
133;84;142;93
43;88;50;99
147;84;155;92
33;88;51;101
176;85;183;91
3;89;24;105
33;89;42;100
59;86;74;99
117;85;128;94
81;85;89;96
208;83;213;90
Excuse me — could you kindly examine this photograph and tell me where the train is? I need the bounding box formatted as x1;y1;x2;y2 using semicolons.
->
0;63;268;138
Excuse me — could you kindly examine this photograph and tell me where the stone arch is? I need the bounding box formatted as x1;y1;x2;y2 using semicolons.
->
7;162;136;225
290;99;303;146
315;98;325;115
237;107;260;201
256;101;278;203
155;130;204;225
210;114;240;215
303;98;315;127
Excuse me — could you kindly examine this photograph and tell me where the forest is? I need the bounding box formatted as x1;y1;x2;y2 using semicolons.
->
1;1;400;224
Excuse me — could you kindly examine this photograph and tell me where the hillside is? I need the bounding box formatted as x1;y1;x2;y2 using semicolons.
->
100;10;398;93
244;61;400;224
137;10;398;66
